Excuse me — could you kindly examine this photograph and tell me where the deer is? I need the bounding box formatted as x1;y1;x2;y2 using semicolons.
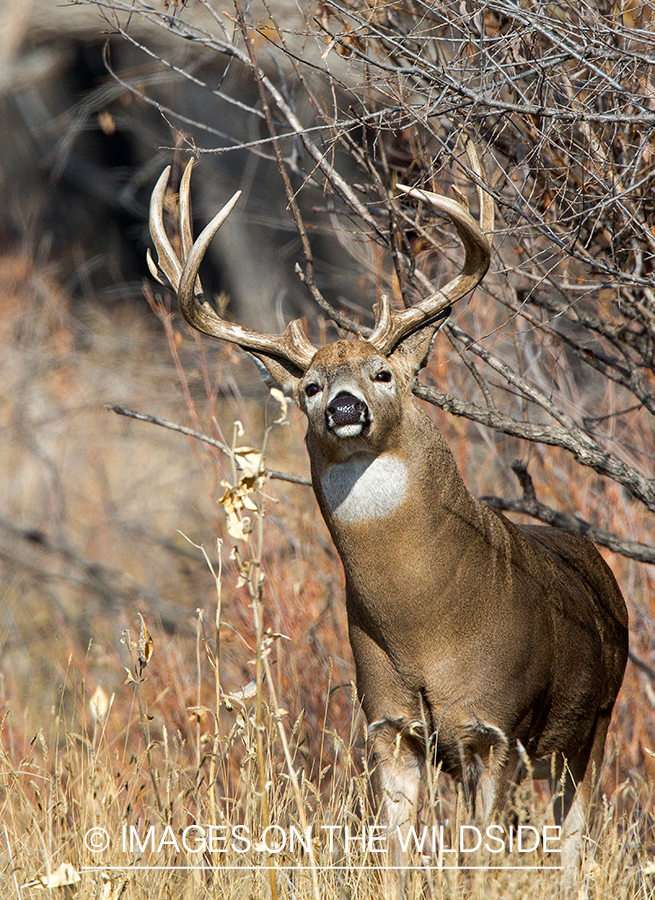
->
147;152;629;887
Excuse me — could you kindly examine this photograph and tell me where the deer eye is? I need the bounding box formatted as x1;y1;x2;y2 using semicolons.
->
304;382;321;397
374;370;392;383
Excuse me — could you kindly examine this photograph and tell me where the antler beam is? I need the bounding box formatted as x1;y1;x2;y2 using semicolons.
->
148;160;317;372
368;140;493;356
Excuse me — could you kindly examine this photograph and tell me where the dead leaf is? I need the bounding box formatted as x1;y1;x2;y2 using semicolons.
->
22;861;81;890
233;446;264;479
270;388;288;423
218;480;259;542
137;614;154;674
224;677;259;709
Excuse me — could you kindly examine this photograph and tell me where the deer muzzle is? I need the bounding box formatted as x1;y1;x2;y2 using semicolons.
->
326;392;370;438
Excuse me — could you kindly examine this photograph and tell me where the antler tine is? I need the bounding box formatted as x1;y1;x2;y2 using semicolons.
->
464;136;494;237
368;142;492;356
148;165;183;289
147;159;200;286
179;158;195;262
149;162;318;373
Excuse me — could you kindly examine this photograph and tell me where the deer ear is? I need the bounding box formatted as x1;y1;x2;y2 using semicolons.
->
249;352;304;398
388;311;449;376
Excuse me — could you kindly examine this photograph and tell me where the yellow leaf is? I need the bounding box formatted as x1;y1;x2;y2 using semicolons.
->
270;388;288;423
137;613;154;673
234;446;264;479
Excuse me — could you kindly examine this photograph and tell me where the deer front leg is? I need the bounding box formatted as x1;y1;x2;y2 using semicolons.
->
369;719;422;873
456;721;511;820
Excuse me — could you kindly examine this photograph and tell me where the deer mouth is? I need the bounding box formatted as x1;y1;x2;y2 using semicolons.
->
326;391;370;439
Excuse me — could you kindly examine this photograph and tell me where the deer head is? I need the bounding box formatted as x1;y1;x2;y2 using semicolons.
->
147;152;627;890
148;153;491;476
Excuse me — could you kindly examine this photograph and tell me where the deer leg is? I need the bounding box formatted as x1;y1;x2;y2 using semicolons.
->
369;719;422;877
552;712;611;891
456;721;510;820
482;743;523;822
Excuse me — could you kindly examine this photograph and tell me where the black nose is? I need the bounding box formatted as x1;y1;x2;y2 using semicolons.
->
326;392;368;427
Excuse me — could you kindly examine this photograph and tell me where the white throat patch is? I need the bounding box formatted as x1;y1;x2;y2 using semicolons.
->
321;455;408;524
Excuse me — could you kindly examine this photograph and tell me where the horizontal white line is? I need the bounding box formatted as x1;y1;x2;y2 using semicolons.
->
81;865;563;872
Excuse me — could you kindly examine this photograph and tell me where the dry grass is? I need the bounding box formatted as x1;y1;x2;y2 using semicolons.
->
0;253;654;898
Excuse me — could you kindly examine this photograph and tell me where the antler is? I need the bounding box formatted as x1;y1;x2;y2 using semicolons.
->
148;159;317;372
149;150;491;366
368;140;493;356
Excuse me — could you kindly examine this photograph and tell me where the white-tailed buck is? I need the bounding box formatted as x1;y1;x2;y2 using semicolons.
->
148;154;628;883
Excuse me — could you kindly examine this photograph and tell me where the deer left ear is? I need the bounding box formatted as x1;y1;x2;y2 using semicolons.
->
389;310;449;376
248;352;304;399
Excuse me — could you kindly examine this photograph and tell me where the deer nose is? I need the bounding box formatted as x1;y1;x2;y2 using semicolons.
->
326;392;369;429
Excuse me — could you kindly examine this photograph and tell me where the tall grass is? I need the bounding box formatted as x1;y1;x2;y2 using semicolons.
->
0;253;653;897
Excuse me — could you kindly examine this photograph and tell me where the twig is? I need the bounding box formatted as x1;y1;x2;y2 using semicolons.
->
628;650;655;682
105;405;311;486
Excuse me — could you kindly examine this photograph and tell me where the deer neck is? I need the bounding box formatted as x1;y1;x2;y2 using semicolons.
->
309;407;481;563
308;408;507;666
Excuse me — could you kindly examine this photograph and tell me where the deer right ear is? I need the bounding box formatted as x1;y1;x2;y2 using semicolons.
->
249;352;304;399
389;310;450;377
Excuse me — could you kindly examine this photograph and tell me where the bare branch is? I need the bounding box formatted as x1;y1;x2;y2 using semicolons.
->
481;461;655;565
105;405;311;487
413;383;655;512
